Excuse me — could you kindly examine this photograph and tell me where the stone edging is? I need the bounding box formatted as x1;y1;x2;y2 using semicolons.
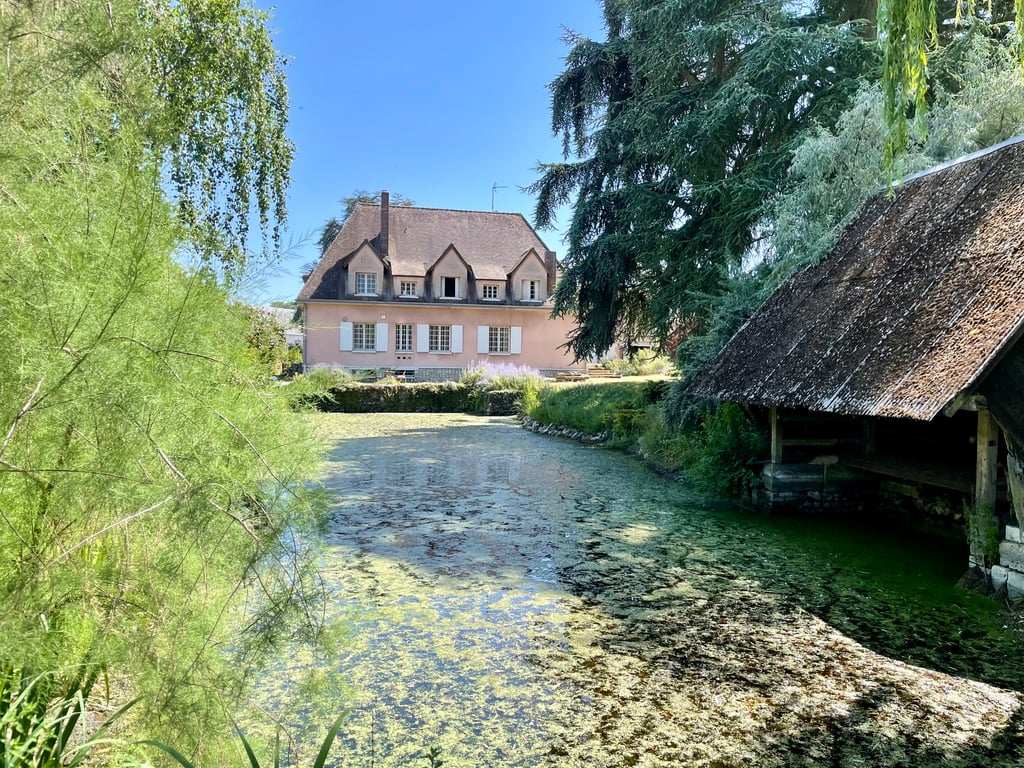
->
520;417;609;445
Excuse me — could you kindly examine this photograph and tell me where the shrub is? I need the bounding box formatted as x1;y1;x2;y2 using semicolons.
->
603;352;676;377
673;403;767;498
460;361;545;392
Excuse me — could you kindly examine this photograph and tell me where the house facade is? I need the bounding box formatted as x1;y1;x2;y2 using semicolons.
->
298;192;581;380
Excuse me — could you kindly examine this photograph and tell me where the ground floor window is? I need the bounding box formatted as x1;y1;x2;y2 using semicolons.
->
488;326;510;354
395;323;413;352
429;325;451;352
353;322;376;351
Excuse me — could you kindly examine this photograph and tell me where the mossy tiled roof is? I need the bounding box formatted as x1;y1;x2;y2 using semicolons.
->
690;137;1024;420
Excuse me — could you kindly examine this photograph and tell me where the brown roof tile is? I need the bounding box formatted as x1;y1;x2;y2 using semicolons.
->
689;137;1024;421
299;204;554;300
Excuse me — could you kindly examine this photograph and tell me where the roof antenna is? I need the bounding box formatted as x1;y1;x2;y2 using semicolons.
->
491;182;508;211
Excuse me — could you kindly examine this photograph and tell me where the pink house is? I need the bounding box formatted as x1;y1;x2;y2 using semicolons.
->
297;192;582;380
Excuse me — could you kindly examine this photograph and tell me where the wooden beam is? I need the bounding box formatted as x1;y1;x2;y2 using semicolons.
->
971;408;1000;569
770;406;783;465
976;408;999;512
863;418;876;456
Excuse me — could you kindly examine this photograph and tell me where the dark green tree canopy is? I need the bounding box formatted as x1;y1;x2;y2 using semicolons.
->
532;0;877;360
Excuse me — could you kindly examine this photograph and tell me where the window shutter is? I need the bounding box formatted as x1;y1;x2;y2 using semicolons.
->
416;324;429;352
510;326;522;355
375;322;388;352
340;321;353;351
451;325;463;353
477;326;489;354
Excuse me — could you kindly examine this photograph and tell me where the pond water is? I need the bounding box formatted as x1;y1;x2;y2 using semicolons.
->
273;413;1024;767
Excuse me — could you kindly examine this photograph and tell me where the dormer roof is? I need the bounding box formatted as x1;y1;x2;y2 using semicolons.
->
299;204;554;301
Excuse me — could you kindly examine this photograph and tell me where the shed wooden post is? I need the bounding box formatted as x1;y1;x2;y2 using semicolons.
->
863;418;876;456
976;408;999;510
971;408;1000;568
770;407;783;465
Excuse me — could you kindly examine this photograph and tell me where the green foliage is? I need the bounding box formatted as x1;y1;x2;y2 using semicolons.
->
876;0;1023;166
144;0;294;268
528;383;766;499
672;404;768;498
602;352;675;377
0;0;293;274
143;710;348;768
0;0;324;760
532;0;876;360
0;666;135;768
298;382;474;414
526;381;662;436
243;306;289;375
460;362;545;393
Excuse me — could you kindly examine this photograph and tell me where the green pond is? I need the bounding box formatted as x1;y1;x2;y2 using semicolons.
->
265;413;1024;767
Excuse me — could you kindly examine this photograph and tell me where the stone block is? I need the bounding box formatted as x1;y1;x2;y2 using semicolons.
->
1007;525;1022;544
991;564;1009;593
1009;570;1024;602
999;540;1024;572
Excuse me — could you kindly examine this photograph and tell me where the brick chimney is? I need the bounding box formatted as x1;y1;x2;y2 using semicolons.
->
379;190;390;258
544;250;557;294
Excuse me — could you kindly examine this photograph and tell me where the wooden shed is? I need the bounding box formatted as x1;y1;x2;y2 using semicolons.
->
689;136;1024;590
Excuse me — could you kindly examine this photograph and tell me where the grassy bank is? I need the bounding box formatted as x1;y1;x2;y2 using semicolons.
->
525;379;767;499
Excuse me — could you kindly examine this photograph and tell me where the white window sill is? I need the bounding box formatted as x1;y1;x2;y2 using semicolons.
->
488;351;511;356
481;297;500;302
439;296;460;300
428;350;452;355
398;294;418;299
352;349;378;353
521;298;543;303
354;292;378;297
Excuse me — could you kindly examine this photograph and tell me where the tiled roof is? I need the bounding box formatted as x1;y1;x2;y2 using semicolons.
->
299;204;553;300
688;136;1024;421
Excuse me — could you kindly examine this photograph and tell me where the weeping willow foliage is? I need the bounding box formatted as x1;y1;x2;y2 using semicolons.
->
0;1;326;761
0;0;293;274
532;0;877;360
876;0;1024;164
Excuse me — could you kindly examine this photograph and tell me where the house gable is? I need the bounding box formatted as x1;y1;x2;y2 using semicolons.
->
509;248;550;303
427;245;471;301
341;240;387;298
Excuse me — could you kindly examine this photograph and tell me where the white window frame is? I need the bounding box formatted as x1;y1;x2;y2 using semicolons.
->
429;324;451;353
488;326;510;354
477;325;521;355
355;272;377;296
395;323;413;353
441;276;459;299
352;322;376;352
399;280;417;297
481;284;499;300
522;279;540;301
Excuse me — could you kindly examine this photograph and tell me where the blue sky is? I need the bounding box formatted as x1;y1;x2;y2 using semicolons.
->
248;1;606;304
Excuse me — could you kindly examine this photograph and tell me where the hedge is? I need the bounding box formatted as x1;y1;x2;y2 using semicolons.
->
301;382;522;416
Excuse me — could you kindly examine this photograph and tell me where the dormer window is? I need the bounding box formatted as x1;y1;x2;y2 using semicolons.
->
355;272;377;295
400;280;417;297
522;279;540;301
481;284;498;300
441;276;459;299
